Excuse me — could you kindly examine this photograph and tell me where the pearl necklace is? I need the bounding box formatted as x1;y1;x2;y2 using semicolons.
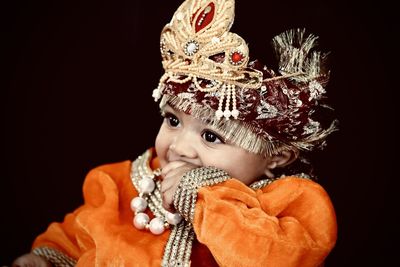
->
130;151;182;235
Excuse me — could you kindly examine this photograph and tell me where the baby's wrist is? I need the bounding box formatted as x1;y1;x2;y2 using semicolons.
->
173;166;230;222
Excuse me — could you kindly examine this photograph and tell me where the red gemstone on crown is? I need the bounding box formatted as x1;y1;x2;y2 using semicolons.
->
194;3;215;32
231;52;244;64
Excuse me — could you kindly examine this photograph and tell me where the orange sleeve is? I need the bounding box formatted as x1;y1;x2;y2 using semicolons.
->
31;205;89;260
31;160;132;262
193;177;337;267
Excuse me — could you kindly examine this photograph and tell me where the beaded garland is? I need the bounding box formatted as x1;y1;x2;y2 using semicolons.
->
130;150;233;266
130;150;183;235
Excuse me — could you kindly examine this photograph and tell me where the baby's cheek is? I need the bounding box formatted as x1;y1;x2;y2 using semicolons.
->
155;132;168;164
215;158;255;183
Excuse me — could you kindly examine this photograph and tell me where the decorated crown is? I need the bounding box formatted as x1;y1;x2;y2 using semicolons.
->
152;0;338;156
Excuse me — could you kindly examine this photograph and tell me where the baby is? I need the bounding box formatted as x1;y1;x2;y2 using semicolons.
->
13;0;338;266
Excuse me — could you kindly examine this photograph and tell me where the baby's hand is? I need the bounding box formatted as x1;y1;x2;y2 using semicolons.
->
12;253;52;267
160;161;199;212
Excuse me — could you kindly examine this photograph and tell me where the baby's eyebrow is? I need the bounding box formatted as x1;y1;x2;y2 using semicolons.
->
163;103;182;113
203;118;213;125
160;104;174;114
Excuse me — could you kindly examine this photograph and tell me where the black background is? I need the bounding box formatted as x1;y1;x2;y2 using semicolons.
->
2;0;396;266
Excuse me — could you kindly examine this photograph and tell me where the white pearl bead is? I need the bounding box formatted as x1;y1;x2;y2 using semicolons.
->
232;109;239;119
139;178;155;194
223;110;231;119
186;43;197;54
130;197;147;212
176;12;184;20
215;110;223;119
211;37;220;44
149;217;165;235
152;88;161;101
133;213;150;230
166;212;183;225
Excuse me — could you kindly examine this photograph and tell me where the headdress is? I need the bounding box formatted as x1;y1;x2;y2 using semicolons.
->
152;0;337;156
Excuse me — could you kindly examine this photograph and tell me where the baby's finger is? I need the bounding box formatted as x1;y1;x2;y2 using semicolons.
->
161;161;187;177
160;177;175;193
161;186;175;212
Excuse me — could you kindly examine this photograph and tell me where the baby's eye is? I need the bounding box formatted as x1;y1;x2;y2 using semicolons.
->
202;130;224;144
165;113;180;127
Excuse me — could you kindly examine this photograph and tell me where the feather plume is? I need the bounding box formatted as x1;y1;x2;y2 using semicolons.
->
272;28;329;83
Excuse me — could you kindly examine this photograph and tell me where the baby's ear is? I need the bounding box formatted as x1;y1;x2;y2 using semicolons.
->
266;149;299;169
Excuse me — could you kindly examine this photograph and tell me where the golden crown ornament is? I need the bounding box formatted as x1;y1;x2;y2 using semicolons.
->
152;0;263;120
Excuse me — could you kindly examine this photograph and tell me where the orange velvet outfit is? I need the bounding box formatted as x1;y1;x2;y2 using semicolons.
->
32;149;337;266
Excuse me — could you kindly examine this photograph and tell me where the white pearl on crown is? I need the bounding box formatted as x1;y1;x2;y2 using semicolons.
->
223;110;231;119
211;37;220;44
176;12;184;20
184;40;199;56
187;43;198;54
232;109;239;119
152;88;162;101
215;110;223;119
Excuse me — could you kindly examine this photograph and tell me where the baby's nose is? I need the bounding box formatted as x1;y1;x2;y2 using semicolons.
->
169;133;197;159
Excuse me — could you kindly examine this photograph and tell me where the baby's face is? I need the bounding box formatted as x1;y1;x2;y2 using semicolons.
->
155;105;272;185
